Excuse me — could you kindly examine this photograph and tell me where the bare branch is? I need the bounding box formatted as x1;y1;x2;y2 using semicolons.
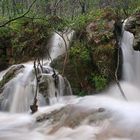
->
30;59;38;114
0;0;37;27
115;28;127;101
30;57;44;114
115;49;127;101
54;30;69;75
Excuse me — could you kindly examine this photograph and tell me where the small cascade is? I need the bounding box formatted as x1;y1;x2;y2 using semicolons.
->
50;30;74;60
121;20;140;86
38;68;72;105
0;31;74;113
0;64;46;113
58;75;73;96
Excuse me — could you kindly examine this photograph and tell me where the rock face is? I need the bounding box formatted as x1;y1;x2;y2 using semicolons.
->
124;12;140;51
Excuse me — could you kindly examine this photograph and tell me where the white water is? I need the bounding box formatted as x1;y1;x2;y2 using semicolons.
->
0;23;140;140
50;30;74;60
0;96;139;140
0;64;47;113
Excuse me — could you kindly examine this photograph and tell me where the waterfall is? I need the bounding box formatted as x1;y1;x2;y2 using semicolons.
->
50;31;73;60
106;20;140;101
121;26;140;86
0;64;46;113
121;18;140;86
0;31;74;113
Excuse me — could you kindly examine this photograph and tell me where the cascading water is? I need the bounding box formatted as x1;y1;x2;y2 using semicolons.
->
121;22;140;86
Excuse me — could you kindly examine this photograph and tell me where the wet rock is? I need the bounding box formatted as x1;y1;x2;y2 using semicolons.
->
38;75;49;104
124;17;136;33
124;13;140;51
0;64;24;92
38;75;49;93
86;19;115;45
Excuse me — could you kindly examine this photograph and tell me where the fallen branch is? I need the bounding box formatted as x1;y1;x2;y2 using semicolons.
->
114;21;127;101
30;59;39;114
115;49;127;101
30;58;43;114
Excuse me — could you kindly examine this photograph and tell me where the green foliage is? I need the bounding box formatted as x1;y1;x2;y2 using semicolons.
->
48;16;69;31
108;0;140;18
93;44;115;79
133;6;140;14
9;17;52;62
10;18;30;32
70;41;91;64
0;27;11;37
78;90;87;96
94;44;115;56
90;74;107;91
71;10;103;31
0;16;8;24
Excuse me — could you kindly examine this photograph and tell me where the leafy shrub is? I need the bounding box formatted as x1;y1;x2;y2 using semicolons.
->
90;74;107;91
10;18;52;62
70;9;103;32
78;90;87;96
69;41;91;64
0;20;12;38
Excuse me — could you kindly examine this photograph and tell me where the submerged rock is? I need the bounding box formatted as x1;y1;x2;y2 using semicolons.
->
35;104;108;134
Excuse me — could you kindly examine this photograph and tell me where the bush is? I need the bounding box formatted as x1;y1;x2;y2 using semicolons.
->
90;74;107;91
69;41;91;64
10;18;52;62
